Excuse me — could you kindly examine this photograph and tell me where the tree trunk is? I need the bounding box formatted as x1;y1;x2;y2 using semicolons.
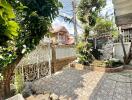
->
3;55;23;97
120;35;127;57
3;76;10;98
0;80;4;100
124;41;132;64
120;33;132;64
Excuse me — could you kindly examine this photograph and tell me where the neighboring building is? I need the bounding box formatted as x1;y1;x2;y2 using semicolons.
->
113;0;132;42
50;26;74;45
113;0;132;62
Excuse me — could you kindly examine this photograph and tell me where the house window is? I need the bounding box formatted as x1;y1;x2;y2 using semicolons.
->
129;29;132;41
122;29;132;42
57;33;66;44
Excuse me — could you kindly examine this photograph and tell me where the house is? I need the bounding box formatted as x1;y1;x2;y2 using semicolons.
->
112;0;132;62
50;26;74;45
113;0;132;42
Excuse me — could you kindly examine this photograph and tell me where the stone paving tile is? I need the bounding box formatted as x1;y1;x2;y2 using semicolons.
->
112;92;126;100
92;93;113;100
125;93;132;100
32;68;132;100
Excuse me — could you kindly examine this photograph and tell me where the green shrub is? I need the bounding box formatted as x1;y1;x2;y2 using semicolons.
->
14;70;24;93
0;73;3;91
76;42;94;65
105;59;123;68
90;48;103;60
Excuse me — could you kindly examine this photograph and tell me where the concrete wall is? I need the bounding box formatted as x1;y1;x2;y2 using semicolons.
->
18;44;76;67
113;42;131;62
16;44;76;81
17;44;52;66
55;45;76;59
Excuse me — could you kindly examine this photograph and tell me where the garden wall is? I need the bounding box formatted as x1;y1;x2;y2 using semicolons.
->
113;42;132;64
16;43;76;82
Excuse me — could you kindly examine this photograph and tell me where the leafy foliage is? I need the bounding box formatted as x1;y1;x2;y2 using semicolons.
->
76;41;94;65
94;18;118;37
15;70;24;93
90;48;103;60
77;0;106;37
76;0;105;65
95;18;113;34
77;0;105;38
0;0;62;96
0;0;19;45
0;0;62;68
78;0;105;28
0;42;17;71
14;0;63;52
105;59;123;68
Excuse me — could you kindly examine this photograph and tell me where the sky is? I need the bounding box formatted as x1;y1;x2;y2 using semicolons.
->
100;0;114;16
52;0;114;35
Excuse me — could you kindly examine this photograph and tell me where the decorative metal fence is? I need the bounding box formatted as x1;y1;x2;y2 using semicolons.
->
16;62;49;82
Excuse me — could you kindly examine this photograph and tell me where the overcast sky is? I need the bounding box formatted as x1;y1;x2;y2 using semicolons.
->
52;0;114;35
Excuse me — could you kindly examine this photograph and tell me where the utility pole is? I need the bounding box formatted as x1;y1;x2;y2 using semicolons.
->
72;0;78;44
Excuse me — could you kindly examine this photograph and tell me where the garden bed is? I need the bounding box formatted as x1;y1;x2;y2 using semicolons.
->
90;60;124;73
91;65;124;73
123;65;132;70
70;63;91;70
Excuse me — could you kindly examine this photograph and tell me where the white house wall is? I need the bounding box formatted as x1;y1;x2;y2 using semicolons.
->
113;42;132;64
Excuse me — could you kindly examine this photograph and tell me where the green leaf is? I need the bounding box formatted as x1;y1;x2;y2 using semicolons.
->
7;21;20;36
0;55;3;59
1;0;15;18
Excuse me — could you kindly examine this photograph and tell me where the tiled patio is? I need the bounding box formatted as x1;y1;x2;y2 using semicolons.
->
32;67;132;100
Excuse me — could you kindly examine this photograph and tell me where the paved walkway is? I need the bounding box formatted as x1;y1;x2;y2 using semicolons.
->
32;67;132;100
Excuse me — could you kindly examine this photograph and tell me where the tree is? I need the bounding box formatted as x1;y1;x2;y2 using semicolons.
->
0;1;20;97
119;29;132;64
94;18;118;36
76;0;105;64
123;41;132;64
78;0;105;38
0;0;62;97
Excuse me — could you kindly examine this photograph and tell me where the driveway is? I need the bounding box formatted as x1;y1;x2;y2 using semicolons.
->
32;67;132;100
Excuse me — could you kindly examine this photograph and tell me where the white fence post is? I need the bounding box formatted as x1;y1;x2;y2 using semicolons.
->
37;56;39;79
22;66;24;82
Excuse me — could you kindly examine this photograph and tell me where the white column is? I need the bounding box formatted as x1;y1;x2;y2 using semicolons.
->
37;56;39;79
22;66;24;82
